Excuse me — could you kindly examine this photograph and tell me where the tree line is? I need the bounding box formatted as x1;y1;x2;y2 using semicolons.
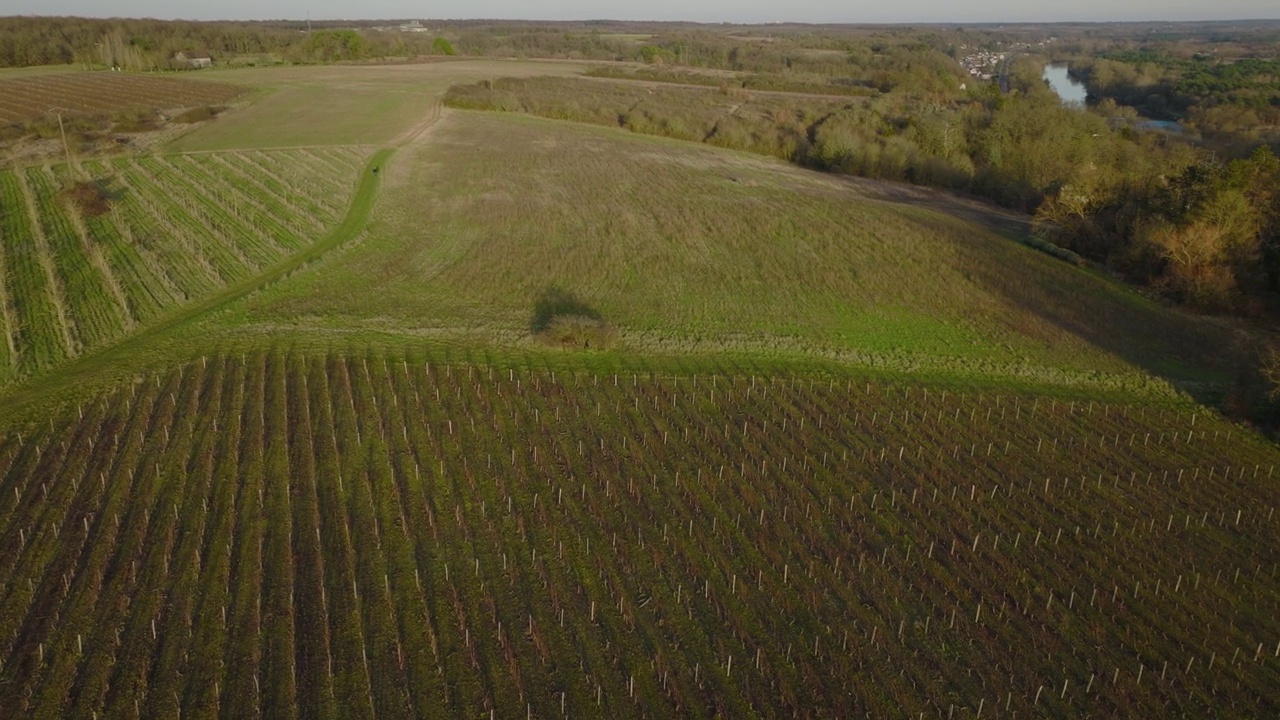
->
0;16;457;69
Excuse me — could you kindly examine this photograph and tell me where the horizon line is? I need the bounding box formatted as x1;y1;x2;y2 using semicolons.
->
5;14;1280;25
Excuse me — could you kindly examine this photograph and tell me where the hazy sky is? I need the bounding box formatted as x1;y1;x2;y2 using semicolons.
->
5;0;1278;23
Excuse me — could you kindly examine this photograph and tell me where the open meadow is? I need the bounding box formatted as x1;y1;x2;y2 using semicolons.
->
0;50;1277;719
230;110;1236;397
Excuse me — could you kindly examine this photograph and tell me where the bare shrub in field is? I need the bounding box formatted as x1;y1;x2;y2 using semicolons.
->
531;287;617;350
61;179;112;216
541;314;618;350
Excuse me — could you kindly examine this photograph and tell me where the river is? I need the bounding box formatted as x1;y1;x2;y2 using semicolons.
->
1042;64;1087;106
1041;63;1189;135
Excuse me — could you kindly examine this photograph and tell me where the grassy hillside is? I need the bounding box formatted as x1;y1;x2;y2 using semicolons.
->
231;111;1235;397
1;351;1277;718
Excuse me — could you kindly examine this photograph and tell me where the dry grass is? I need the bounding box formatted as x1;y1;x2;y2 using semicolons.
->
445;75;852;160
167;60;591;151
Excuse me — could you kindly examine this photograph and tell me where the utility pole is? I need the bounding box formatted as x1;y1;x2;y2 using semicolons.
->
49;108;74;170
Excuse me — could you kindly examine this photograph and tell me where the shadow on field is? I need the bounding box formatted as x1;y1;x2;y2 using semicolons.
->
531;287;603;332
906;207;1247;408
823;174;1247;407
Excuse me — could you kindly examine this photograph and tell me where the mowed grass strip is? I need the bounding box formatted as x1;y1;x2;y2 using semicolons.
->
245;111;1233;394
1;353;1278;716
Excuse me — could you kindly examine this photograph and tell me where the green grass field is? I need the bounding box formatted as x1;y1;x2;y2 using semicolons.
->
0;60;1277;717
168;61;590;151
228;110;1235;397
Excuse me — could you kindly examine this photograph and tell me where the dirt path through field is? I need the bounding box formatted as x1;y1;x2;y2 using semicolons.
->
388;101;446;148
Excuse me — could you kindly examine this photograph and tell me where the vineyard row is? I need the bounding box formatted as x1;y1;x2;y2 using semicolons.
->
0;150;365;383
0;353;1277;717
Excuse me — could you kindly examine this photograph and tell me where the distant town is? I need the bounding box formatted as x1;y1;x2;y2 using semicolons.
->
957;38;1052;80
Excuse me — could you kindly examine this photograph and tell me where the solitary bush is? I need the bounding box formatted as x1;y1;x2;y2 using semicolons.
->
541;315;618;350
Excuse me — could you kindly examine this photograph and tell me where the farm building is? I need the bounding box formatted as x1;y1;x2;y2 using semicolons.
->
172;51;214;69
